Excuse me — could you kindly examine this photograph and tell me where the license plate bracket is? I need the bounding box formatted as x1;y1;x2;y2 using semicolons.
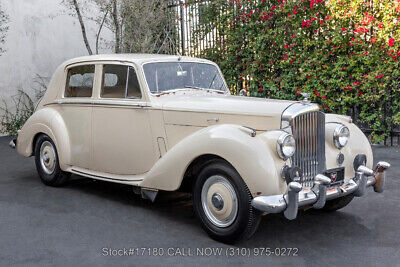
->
324;167;345;186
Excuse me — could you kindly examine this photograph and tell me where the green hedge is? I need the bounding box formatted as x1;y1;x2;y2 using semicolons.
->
192;0;400;143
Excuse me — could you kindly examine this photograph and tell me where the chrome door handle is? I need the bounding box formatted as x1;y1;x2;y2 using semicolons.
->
207;118;219;123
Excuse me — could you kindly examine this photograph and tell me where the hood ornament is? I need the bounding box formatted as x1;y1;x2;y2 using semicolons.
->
300;93;311;104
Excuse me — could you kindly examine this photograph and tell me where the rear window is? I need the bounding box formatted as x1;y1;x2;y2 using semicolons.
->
65;65;95;97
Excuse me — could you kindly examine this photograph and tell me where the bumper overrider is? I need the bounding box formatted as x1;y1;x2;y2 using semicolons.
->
252;162;391;220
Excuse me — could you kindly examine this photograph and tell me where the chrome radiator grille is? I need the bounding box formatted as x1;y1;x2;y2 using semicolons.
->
291;111;326;188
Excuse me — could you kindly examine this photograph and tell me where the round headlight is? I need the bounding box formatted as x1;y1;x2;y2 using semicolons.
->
277;133;296;160
333;125;350;149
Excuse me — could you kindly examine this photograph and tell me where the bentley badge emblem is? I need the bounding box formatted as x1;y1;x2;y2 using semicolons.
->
330;172;337;182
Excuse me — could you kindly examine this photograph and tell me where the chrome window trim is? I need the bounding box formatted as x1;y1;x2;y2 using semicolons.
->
63;64;96;98
141;61;229;96
99;63;144;101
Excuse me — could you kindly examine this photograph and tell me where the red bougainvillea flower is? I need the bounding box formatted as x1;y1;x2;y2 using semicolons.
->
389;38;395;47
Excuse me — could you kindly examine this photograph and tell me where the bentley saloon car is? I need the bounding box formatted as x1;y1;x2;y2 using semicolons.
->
10;54;390;243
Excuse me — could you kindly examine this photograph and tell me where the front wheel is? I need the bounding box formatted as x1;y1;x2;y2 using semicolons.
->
193;160;260;243
34;134;70;187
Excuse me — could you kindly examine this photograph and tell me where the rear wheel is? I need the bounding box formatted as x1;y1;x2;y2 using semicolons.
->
321;194;354;212
193;160;260;243
34;135;70;187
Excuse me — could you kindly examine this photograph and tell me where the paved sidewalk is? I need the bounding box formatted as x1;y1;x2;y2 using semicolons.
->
0;136;399;266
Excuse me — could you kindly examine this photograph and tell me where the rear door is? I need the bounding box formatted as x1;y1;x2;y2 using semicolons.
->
58;64;96;169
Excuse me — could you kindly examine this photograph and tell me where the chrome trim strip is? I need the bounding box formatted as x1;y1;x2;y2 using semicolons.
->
44;101;149;108
71;169;143;182
92;102;149;108
44;101;92;106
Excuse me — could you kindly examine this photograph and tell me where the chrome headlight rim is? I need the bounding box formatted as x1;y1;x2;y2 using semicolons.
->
333;124;350;149
277;132;296;160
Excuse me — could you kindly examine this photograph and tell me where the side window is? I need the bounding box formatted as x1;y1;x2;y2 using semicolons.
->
101;65;142;99
65;65;95;97
101;65;127;98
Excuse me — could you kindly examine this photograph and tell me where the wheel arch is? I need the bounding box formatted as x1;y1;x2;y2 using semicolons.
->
179;154;230;193
16;108;71;170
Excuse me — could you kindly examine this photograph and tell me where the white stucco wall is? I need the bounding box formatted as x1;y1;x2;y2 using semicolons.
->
0;0;112;102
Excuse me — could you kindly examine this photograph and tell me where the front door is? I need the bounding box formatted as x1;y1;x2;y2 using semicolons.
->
91;64;155;175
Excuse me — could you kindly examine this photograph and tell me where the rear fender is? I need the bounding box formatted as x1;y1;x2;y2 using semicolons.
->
17;108;71;170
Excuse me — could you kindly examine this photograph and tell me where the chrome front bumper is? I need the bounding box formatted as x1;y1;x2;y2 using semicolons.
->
252;162;391;220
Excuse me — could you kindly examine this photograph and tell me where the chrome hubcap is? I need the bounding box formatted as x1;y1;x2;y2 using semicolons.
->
211;193;224;211
201;175;238;228
40;141;56;175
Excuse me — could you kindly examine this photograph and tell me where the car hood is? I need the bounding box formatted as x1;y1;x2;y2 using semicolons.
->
154;92;296;130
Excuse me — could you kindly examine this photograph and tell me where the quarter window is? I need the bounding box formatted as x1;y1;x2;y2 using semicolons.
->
101;65;142;99
65;65;95;97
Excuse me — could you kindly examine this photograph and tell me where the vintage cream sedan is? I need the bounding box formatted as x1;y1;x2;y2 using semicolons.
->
10;54;390;242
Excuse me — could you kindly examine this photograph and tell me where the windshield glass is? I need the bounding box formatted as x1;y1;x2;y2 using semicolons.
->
143;62;227;94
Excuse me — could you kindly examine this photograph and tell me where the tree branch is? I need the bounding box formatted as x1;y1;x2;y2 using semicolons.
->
96;9;109;54
111;0;121;53
72;0;93;55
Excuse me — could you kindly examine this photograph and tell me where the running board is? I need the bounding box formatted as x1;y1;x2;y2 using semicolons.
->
70;168;144;186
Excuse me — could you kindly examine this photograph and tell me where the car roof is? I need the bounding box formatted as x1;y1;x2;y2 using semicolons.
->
63;54;214;66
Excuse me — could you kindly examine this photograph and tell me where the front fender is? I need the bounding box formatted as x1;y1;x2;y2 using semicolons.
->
325;114;373;180
140;124;288;197
17;108;71;170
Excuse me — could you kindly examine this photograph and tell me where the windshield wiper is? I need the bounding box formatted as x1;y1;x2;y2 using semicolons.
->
153;88;182;96
208;73;218;88
154;87;204;96
185;85;228;94
184;85;207;90
154;86;226;96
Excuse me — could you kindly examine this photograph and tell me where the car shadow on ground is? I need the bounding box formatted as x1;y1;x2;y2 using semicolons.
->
64;174;372;247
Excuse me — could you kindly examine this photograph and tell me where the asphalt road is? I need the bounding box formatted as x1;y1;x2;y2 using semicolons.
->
1;136;399;266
